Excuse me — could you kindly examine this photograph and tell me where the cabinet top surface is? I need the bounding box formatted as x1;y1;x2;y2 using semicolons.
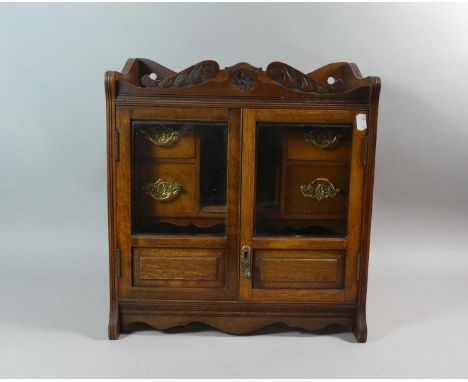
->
106;59;380;106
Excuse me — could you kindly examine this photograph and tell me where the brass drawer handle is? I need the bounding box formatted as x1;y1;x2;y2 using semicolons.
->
303;127;339;149
142;178;182;202
240;244;251;279
138;126;181;146
300;178;340;201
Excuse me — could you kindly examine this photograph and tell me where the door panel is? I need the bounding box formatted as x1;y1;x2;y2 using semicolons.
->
116;107;240;300
240;109;366;302
253;249;345;289
133;247;225;288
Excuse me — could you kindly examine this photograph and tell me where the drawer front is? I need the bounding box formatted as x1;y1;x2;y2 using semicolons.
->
134;124;195;159
287;126;351;162
253;249;344;290
136;163;195;216
286;164;349;216
133;248;225;288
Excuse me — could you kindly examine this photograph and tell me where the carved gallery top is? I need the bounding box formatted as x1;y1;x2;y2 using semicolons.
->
106;59;378;104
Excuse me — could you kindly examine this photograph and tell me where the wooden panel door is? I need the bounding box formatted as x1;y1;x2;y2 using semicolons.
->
240;109;367;303
115;106;241;300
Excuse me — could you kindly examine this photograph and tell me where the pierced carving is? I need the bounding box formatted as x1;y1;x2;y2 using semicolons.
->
300;178;340;201
115;59;374;97
266;62;326;93
142;60;219;88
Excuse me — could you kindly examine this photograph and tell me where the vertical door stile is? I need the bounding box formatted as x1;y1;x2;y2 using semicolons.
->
343;112;367;301
226;108;242;299
116;109;133;297
239;109;256;301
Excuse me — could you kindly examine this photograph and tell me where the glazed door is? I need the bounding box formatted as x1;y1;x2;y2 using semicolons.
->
240;109;367;302
116;107;241;300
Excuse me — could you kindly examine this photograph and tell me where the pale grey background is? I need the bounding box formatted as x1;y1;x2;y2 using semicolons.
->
1;3;467;378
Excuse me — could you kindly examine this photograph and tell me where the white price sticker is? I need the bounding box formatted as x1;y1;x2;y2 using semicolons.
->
356;113;367;131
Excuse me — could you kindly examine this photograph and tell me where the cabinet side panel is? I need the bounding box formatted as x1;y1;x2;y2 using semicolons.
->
105;71;120;340
354;77;381;342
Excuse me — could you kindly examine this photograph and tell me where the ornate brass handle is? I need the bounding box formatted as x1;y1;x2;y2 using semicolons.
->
138;126;181;146
142;178;182;202
240;245;251;279
300;178;340;201
303;127;339;149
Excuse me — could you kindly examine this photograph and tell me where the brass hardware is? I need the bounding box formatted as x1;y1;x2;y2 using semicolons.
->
356;252;362;280
303;127;339;149
138;126;181;146
300;178;340;201
241;244;251;279
142;178;182;202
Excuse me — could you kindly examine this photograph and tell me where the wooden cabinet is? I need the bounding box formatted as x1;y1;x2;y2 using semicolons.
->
105;59;381;342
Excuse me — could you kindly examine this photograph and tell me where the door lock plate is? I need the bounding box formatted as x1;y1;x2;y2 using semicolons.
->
241;244;251;279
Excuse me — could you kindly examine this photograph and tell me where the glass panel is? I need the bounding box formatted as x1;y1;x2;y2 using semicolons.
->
132;121;227;235
254;123;353;237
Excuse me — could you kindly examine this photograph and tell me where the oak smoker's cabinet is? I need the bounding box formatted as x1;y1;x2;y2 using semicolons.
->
105;59;380;342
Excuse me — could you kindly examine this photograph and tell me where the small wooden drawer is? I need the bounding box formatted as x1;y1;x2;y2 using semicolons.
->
253;249;344;290
287;126;352;162
133;247;225;288
286;164;349;216
133;124;195;159
135;163;195;216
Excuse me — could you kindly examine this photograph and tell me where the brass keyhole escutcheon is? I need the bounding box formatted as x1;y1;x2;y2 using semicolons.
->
241;244;251;279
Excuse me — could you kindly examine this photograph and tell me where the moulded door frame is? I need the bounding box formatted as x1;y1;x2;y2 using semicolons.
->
239;108;367;303
115;106;241;301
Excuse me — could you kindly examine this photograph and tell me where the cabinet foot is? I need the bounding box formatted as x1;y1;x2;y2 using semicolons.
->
108;310;120;340
353;310;367;343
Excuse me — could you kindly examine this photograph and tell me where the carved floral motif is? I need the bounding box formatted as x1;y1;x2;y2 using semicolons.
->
231;71;256;94
226;63;261;95
133;60;349;94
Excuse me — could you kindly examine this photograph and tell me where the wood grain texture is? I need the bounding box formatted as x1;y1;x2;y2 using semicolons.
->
285;164;350;215
133;248;224;288
135;162;195;214
354;77;381;343
105;59;380;342
105;70;120;340
133;125;195;159
253;249;344;289
287;127;352;162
